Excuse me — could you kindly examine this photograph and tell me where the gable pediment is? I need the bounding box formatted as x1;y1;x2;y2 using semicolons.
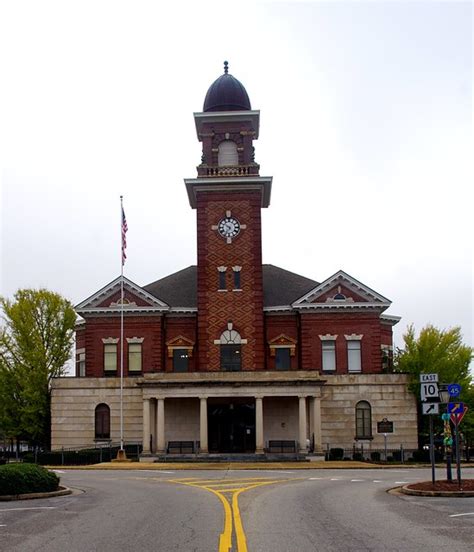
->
292;270;391;312
76;276;169;315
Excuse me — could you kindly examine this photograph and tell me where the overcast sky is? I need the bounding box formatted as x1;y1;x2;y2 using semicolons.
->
0;1;472;357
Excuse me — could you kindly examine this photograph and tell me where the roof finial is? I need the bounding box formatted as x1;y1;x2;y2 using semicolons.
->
224;60;229;74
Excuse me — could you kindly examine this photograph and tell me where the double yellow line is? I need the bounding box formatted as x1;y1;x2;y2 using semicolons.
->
169;477;295;552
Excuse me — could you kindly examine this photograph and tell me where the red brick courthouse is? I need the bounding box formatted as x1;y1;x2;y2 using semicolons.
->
51;64;417;458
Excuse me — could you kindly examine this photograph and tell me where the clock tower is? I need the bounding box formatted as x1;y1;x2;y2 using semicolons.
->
185;62;272;372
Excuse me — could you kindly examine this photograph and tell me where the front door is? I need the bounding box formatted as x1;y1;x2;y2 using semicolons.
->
208;399;255;453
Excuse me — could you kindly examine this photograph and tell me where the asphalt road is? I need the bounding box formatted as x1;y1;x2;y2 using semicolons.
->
1;467;473;552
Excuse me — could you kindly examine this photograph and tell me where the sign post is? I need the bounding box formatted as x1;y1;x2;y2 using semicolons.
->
377;418;394;461
420;374;439;484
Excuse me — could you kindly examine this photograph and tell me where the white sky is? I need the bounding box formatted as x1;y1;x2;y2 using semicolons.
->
0;1;472;357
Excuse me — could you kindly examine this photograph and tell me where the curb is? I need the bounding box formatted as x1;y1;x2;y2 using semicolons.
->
400;485;474;498
0;485;72;502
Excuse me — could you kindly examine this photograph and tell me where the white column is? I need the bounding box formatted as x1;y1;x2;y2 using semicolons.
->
299;396;308;453
142;398;151;453
311;394;323;452
200;397;208;453
255;396;264;454
156;398;165;453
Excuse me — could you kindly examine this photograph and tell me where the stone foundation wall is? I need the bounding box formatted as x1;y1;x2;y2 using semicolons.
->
51;373;418;451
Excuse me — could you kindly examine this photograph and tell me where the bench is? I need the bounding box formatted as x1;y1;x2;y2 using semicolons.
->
267;440;297;453
167;441;195;454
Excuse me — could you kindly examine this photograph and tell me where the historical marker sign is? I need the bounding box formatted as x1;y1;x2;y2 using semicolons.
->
377;418;394;433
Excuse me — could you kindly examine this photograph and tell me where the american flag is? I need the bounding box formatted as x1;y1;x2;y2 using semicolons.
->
121;205;128;265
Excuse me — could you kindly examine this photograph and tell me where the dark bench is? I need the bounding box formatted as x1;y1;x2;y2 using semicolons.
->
167;441;195;454
267;440;297;453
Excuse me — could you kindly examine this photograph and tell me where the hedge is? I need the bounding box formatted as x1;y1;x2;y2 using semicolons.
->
0;463;60;496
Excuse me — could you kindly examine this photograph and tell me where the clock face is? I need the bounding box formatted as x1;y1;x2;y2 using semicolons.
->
218;217;241;239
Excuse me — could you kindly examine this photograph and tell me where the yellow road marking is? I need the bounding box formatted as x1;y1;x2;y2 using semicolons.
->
168;477;301;551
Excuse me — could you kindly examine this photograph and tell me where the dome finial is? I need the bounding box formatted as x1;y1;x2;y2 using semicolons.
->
224;60;229;74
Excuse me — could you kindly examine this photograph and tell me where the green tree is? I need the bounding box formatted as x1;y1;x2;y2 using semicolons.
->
0;289;76;449
394;324;473;449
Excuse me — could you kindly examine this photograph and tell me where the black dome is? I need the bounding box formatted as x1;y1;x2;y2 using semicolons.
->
203;62;251;112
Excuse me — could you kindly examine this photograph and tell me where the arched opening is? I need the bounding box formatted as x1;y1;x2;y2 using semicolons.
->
95;403;110;439
355;401;372;439
219;327;242;371
218;140;238;166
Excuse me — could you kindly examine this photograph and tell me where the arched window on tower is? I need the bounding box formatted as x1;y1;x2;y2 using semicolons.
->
355;401;372;440
218;140;238;166
95;403;110;440
219;325;242;371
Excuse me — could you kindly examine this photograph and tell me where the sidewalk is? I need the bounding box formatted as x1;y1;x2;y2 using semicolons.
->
45;461;474;471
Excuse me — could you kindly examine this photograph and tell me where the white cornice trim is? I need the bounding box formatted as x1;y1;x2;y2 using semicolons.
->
294;302;390;312
263;306;294;313
77;307;167;315
184;176;272;209
380;314;402;325
193;110;260;139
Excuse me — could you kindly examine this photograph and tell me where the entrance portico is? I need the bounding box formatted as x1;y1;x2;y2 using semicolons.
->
139;371;324;459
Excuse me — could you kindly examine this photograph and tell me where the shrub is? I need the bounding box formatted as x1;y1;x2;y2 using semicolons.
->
370;451;381;462
328;448;344;461
352;452;363;461
392;450;402;462
0;463;59;496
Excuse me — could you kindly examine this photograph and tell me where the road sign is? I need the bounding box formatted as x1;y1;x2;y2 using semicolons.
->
377;418;394;433
422;403;439;415
451;405;468;426
421;382;439;402
420;373;438;383
447;383;461;397
447;402;464;415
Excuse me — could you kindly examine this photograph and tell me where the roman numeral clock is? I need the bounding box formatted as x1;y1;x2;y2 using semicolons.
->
213;210;247;244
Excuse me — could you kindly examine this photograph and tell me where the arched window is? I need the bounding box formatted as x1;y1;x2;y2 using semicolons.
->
95;403;110;439
219;327;242;371
355;401;372;439
218;140;238;166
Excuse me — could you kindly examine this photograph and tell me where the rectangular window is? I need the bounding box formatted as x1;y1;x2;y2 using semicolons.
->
348;340;361;372
275;348;291;370
322;341;336;371
233;270;241;290
221;344;241;371
128;343;142;373
219;271;226;290
173;349;189;372
76;352;85;377
356;403;372;439
104;344;117;373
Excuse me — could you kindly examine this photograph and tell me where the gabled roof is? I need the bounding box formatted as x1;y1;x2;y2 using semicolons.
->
76;276;169;315
292;269;391;312
142;264;318;309
76;266;395;319
144;266;198;310
262;265;318;308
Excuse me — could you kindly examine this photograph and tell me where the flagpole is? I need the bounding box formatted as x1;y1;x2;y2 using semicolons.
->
119;195;125;456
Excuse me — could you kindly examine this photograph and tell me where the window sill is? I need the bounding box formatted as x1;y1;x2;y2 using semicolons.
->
354;436;373;441
217;289;228;292
232;289;242;292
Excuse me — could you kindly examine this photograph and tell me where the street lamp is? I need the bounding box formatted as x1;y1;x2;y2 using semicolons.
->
438;387;452;482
